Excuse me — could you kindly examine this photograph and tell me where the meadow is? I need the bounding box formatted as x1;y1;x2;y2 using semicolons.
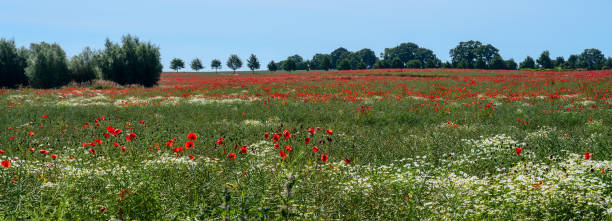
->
0;69;611;220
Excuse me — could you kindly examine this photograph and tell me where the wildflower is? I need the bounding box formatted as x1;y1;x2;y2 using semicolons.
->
321;153;328;162
9;136;14;140
216;137;224;145
326;129;333;135
284;145;292;152
29;131;34;136
0;150;4;155
39;149;49;154
312;146;319;153
121;146;127;152
305;137;310;144
51;154;57;160
272;134;280;142
185;141;194;149
189;154;195;160
126;133;136;141
240;145;248;154
279;150;287;159
103;133;110;138
274;143;281;149
94;139;102;145
228;153;236;159
584;151;593;160
344;157;350;164
283;129;291;139
173;147;183;153
264;132;269;139
113;142;119;147
516;147;523;156
42;115;47;118
89;148;96;155
29;147;35;152
1;160;10;168
187;132;197;141
308;128;316;135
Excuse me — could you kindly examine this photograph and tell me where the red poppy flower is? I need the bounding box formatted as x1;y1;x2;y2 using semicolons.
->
284;145;292;152
103;133;110;138
29;131;34;136
312;146;319;152
106;126;114;132
39;149;49;154
126;133;136;141
89;148;96;155
274;143;281;149
121;146;127;152
95;139;103;145
326;129;333;135
279;150;287;159
321;153;328;162
264;132;269;139
42;114;47;118
173;147;183;153
272;134;280;142
283;129;291;139
240;145;248;154
113;142;119;147
307;128;315;135
216;137;224;145
515;147;523;156
305;137;310;144
185;141;194;149
344;157;350;164
0;150;4;155
51;154;57;160
89;142;96;147
589;118;593;122
29;147;35;152
584;152;593;160
189;154;195;160
187;133;197;141
228;153;236;159
139;120;144;124
9;136;14;140
1;160;10;168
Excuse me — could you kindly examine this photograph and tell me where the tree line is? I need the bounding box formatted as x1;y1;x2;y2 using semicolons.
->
0;35;162;89
170;40;611;73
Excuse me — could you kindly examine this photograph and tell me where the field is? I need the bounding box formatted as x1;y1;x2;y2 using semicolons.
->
1;69;611;220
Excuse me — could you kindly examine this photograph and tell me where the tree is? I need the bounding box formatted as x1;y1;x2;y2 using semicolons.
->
190;58;203;72
320;55;331;71
536;50;553;69
475;58;487;69
553;56;565;68
25;42;70;88
267;60;277;71
246;54;260;73
226;54;242;74
211;59;221;74
450;40;482;67
505;59;518;70
441;61;453;69
356;61;367;69
170;58;185;72
406;59;422;68
383;42;419;63
330;47;350;69
606;57;612;69
390;57;404;68
488;55;506;70
578;48;606;70
519;56;536;69
355;48;377;68
0;39;29;88
99;35;162;87
282;58;297;71
565;55;579;69
287;54;303;63
373;60;386;69
475;44;499;64
68;47;99;83
337;58;352;70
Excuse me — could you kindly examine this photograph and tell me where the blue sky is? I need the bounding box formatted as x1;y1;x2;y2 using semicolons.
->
1;0;611;71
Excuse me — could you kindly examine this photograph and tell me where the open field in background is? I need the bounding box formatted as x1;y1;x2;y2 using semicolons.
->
1;69;611;219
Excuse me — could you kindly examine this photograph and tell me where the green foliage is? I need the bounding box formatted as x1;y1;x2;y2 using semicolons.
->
0;39;28;88
246;54;260;73
282;58;297;71
505;59;517;70
211;59;222;73
330;48;350;69
373;60;386;69
356;61;367;69
537;50;553;69
226;54;242;73
406;59;422;68
390;57;404;68
267;60;277;72
99;35;163;87
68;47;99;83
450;40;499;68
170;58;185;72
355;48;377;68
519;56;536;69
578;48;606;70
488;55;506;70
475;58;487;69
190;58;203;71
320;55;331;71
337;58;352;70
25;42;70;88
553;56;565;68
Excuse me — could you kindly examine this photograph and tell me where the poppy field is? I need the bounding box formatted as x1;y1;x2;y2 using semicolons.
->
1;69;611;220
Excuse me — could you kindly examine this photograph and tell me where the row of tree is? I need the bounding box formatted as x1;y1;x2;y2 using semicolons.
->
0;35;162;88
168;41;611;73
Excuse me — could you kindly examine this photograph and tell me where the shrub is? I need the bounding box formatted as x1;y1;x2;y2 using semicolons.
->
406;59;422;68
99;35;162;87
0;39;29;88
25;42;70;88
68;47;99;83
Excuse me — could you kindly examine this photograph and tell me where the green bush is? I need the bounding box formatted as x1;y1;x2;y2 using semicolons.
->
406;59;422;68
68;47;99;83
25;42;70;88
0;39;29;88
99;35;162;87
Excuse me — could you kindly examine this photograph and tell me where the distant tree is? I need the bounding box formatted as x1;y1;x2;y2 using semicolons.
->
283;58;297;71
456;59;469;69
303;60;311;71
246;54;260;73
170;58;185;72
564;55;578;69
226;54;242;74
519;56;536;69
553;56;565;68
606;57;612;69
337;58;352;70
356;61;367;69
372;60;386;69
578;48;606;70
330;47;350;69
211;59;221;74
0;39;29;88
267;60;277;71
383;42;419;63
488;55;506;70
505;59;518;70
536;51;553;69
355;48;377;68
450;40;482;67
406;59;422;68
441;61;453;69
26;42;70;88
190;58;203;72
390;57;404;68
475;58;487;69
475;44;499;64
99;35;162;87
320;55;331;71
68;47;99;83
287;54;303;63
